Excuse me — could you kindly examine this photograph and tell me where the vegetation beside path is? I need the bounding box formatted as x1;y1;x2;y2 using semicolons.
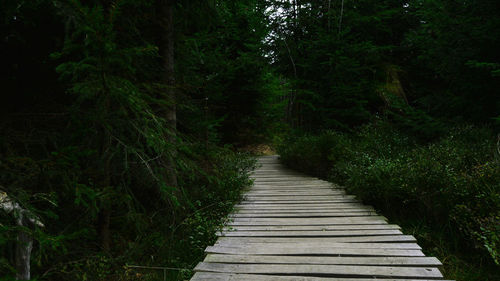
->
278;122;500;281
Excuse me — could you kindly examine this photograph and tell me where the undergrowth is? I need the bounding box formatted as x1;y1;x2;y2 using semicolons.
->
0;146;256;280
278;122;500;280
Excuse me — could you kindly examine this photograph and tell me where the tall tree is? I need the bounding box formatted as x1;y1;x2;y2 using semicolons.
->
157;0;177;188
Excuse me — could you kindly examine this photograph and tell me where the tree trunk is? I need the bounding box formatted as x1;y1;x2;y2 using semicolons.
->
157;0;177;189
98;208;111;251
338;0;345;37
15;217;33;280
327;0;332;31
1;190;44;280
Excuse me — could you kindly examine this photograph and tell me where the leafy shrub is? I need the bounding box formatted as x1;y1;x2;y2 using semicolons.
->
278;123;500;269
0;143;255;280
116;146;256;280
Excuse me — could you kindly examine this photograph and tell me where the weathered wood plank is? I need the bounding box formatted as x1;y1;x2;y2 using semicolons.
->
244;193;346;197
227;221;390;227
250;187;338;190
249;185;335;187
245;191;345;195
238;200;359;204
235;208;375;214
252;180;328;183
243;198;355;202
214;242;422;250
249;185;345;192
219;229;403;237
230;216;387;223
252;175;318;179
234;210;375;214
236;202;364;207
253;181;333;185
191;272;452;281
216;235;416;244
204;254;441;266
251;173;307;177
224;224;400;231
250;187;334;189
252;183;338;185
205;245;424;256
234;203;369;210
194;262;441;278
230;212;378;218
250;187;336;189
243;196;355;201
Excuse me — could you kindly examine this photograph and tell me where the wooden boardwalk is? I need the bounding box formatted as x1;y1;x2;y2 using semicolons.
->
192;155;450;280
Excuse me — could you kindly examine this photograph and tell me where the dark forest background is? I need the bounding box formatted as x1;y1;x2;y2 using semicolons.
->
1;0;499;280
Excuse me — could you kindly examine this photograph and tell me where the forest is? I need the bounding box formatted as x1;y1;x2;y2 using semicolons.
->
0;0;499;280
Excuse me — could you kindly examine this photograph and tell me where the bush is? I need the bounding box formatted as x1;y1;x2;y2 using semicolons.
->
278;123;500;269
0;144;256;280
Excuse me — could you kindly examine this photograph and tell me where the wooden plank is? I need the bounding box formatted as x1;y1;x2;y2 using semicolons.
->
252;183;336;185
251;173;305;176
249;189;339;191
252;179;327;183
228;221;389;226
249;189;341;192
253;175;323;177
230;212;378;218
253;181;332;185
243;195;349;198
234;206;364;211
244;193;346;197
244;194;348;198
235;204;369;210
216;235;416;244
235;208;374;213
252;175;322;177
235;208;371;212
192;272;452;281
205;246;425;256
252;176;317;179
253;178;322;182
251;187;333;189
219;229;403;237
248;187;340;190
241;201;358;205
230;216;387;223
238;200;359;204
253;175;320;179
236;206;373;211
194;262;441;278
243;195;355;201
252;174;305;177
213;242;422;250
251;187;338;190
250;187;340;190
251;185;338;188
236;202;361;207
204;254;441;266
243;196;354;200
224;224;400;231
245;191;345;195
